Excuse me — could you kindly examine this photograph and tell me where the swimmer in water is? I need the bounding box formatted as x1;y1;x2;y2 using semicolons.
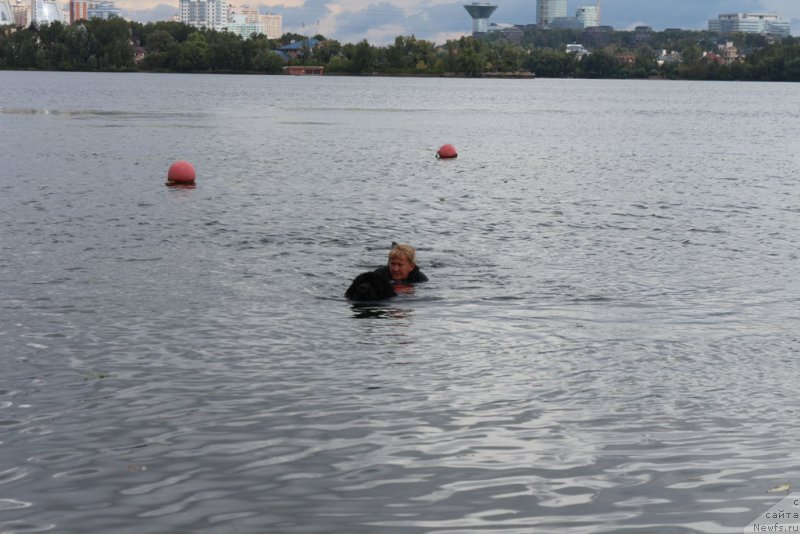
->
373;243;428;285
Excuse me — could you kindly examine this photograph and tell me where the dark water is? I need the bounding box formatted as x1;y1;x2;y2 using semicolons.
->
1;71;799;533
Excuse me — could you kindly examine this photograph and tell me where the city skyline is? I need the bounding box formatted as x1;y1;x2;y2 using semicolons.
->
89;0;800;44
536;0;566;27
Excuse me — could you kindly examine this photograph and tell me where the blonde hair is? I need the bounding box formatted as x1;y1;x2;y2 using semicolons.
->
389;243;416;265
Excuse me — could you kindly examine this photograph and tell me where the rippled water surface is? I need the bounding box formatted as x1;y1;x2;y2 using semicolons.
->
1;71;799;533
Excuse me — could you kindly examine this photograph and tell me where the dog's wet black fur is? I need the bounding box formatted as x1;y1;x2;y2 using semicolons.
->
345;271;396;302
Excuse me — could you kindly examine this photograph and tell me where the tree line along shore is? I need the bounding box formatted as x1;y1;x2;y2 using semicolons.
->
2;18;800;81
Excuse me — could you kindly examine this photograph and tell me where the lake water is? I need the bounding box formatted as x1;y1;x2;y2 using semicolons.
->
1;71;799;533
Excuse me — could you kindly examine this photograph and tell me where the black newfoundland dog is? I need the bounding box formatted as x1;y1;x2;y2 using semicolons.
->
345;271;396;302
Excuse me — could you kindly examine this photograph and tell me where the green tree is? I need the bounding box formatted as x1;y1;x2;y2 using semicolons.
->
486;42;524;71
104;37;134;70
244;34;283;73
526;48;576;77
175;31;209;71
255;50;284;73
242;34;275;71
632;45;657;77
5;22;800;81
385;35;411;70
314;38;341;64
142;29;177;70
579;49;619;78
681;44;702;63
325;54;351;73
445;36;488;76
145;21;195;43
62;24;96;69
37;21;65;56
279;32;306;45
351;39;374;73
86;17;134;70
3;29;41;68
208;30;244;71
784;53;800;81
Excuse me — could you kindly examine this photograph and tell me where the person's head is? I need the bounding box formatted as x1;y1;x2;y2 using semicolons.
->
388;244;417;281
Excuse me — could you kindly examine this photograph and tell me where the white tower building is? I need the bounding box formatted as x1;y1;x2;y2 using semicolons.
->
576;5;599;28
179;0;227;30
536;0;566;27
31;0;66;25
709;13;791;38
13;0;31;26
261;13;281;39
464;2;498;35
0;0;14;24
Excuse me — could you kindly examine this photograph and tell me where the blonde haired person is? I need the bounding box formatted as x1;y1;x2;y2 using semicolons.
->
374;243;429;285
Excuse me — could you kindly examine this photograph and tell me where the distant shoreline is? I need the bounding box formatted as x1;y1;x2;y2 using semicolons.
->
0;67;537;79
325;71;535;79
1;69;789;82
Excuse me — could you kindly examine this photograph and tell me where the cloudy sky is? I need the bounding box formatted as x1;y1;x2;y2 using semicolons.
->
119;0;800;45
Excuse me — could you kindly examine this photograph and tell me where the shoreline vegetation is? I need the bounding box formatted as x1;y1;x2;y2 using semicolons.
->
2;19;799;81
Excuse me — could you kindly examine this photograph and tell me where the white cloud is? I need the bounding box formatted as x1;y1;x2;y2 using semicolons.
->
429;30;469;43
259;0;307;8
363;23;406;43
760;0;800;18
115;0;173;10
623;20;650;31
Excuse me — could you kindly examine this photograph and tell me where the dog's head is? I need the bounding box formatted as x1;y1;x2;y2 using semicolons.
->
345;272;396;302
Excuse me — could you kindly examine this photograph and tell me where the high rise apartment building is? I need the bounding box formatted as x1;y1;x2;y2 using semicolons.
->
224;14;261;38
226;4;281;39
179;0;227;30
0;0;14;24
536;0;566;27
70;1;123;23
576;5;599;28
11;0;29;26
228;2;257;23
87;0;122;19
69;0;86;22
215;4;281;39
261;12;281;39
709;13;790;38
31;0;66;24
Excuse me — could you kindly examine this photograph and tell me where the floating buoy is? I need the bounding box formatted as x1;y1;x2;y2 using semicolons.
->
166;160;196;186
436;144;458;159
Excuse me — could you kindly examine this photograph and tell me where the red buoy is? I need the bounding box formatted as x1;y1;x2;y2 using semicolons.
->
166;160;196;185
436;144;458;159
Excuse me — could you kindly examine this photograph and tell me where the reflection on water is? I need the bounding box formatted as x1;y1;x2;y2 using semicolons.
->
350;303;413;320
1;71;799;533
0;107;207;119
